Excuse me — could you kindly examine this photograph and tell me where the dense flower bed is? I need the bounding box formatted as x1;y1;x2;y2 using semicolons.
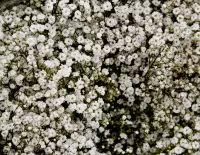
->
0;0;200;154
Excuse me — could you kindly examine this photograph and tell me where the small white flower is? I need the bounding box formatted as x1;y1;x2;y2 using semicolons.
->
106;18;117;27
12;137;20;146
62;66;72;77
183;98;192;108
120;133;127;139
174;145;185;154
195;47;200;55
62;7;71;17
44;60;55;68
37;101;46;111
193;3;200;13
184;113;191;121
37;35;46;42
103;45;111;54
85;139;94;148
26;36;37;46
76;103;87;113
77;35;85;44
195;122;200;131
37;13;46;22
156;141;163;148
44;2;54;12
74;10;81;19
85;44;92;51
173;7;181;15
92;44;101;56
182;126;192;135
0;31;4;40
83;26;91;34
47;128;57;138
102;1;112;11
68;4;77;10
64;38;73;46
15;74;24;86
192;141;200;149
8;70;17;78
48;15;56;24
68;103;77;112
171;137;178;144
126;87;134;95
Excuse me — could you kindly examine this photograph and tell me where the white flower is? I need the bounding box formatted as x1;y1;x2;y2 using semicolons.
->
71;132;79;140
83;26;91;34
77;135;86;144
76;79;85;90
126;87;134;95
48;15;56;24
180;138;189;148
195;122;200;131
68;4;77;10
195;47;200;55
85;44;92;51
173;7;181;15
92;44;101;56
76;103;87;113
95;86;106;96
58;52;67;62
103;45;111;54
106;18;117;27
37;101;46;111
194;32;200;41
66;94;77;103
184;113;191;121
120;133;127;139
25;7;32;14
74;10;81;19
64;38;73;46
183;98;192;108
64;123;74;131
97;32;102;38
192;104;199;111
37;35;46;43
59;17;67;24
44;2;54;12
102;1;112;11
8;70;17;78
77;35;85;44
171;137;178;144
62;7;71;17
182;126;192;135
12;137;20;146
192;141;200;150
44;60;55;68
0;31;4;40
193;3;200;13
68;103;77;112
118;55;125;62
174;145;185;154
59;0;69;9
102;68;109;75
142;143;150;152
156;141;163;148
26;36;37;46
37;13;46;22
15;74;24;85
1;130;8;138
85;139;94;148
46;128;57;138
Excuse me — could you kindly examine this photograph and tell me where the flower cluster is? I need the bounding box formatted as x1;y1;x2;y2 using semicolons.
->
0;0;200;154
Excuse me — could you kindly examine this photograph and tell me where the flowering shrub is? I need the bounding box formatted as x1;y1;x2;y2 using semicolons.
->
0;0;200;154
